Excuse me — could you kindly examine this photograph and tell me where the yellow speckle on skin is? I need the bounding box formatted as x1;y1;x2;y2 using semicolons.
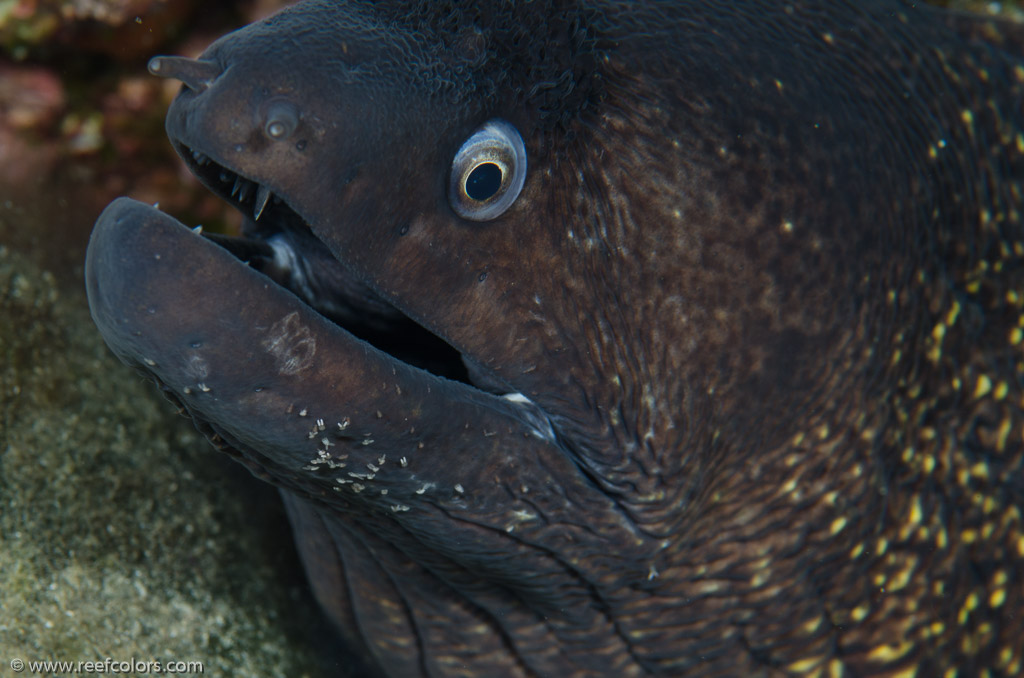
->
932;322;947;341
876;537;888;556
830;516;848;535
821;32;835;45
964;592;980;616
946;300;961;325
994;381;1009;400
931;621;945;636
989;588;1006;608
996;418;1012;452
850;542;864;558
891;667;917;678
782;219;794;233
774;78;784;91
851;605;869;622
957;468;970;487
909;498;923;525
961;109;975;127
1010;327;1022;345
867;641;913;662
803;617;823;634
828;659;844;678
787;657;822;674
890;564;914;591
922;455;936;474
944;669;958;678
974;374;993;399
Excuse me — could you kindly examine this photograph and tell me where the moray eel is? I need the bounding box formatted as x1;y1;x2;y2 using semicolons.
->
85;1;1024;675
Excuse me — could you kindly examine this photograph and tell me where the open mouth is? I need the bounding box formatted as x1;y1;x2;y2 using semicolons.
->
175;141;475;387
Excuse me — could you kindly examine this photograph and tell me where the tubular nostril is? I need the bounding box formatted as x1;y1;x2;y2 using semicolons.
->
148;56;222;93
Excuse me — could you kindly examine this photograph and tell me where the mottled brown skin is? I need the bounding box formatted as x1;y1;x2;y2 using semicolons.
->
85;1;1024;676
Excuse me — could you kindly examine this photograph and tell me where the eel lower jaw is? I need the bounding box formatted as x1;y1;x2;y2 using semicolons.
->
86;196;561;471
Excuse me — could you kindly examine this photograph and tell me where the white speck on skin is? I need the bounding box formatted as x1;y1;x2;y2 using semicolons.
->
502;392;556;442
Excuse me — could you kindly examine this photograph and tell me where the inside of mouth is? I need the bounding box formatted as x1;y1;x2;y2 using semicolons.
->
178;143;474;385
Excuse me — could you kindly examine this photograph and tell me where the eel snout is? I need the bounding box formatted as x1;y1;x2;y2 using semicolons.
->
148;56;222;94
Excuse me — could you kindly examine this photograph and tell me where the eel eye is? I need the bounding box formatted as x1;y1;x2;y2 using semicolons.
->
449;119;526;221
264;100;298;140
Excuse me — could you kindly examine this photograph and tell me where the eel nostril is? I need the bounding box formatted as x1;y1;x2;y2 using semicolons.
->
148;56;222;93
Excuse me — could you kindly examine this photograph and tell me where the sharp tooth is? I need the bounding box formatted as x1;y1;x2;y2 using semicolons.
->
192;225;204;234
191;150;208;165
231;176;243;197
219;170;230;183
238;180;252;202
254;184;272;220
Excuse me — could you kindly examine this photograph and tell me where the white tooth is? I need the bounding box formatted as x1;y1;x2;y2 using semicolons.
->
254;184;272;220
231;176;243;197
192;225;204;234
238;180;252;202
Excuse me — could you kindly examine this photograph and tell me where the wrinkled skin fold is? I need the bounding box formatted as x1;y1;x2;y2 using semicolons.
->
86;1;1024;676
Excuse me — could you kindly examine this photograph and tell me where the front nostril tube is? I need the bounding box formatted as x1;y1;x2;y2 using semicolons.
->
148;56;222;93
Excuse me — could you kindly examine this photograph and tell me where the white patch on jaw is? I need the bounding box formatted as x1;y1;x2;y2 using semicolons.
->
502;392;556;442
262;311;316;375
183;351;209;381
